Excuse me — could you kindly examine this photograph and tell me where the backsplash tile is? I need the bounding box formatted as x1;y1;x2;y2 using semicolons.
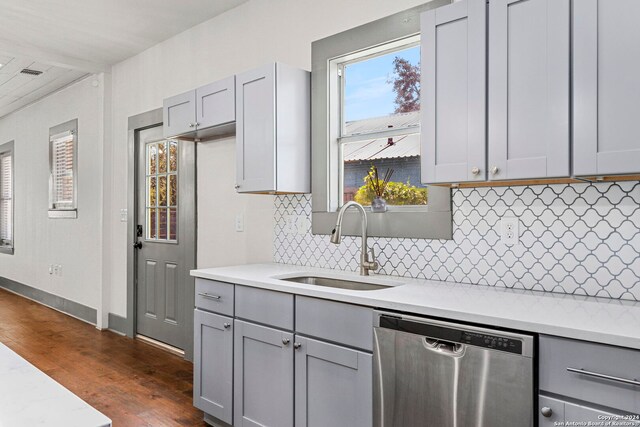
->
274;182;640;301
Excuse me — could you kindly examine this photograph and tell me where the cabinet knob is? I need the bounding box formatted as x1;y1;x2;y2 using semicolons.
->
234;184;240;190
540;407;553;418
293;342;302;350
223;322;231;329
471;167;480;176
188;123;195;128
490;166;499;175
195;122;200;127
282;338;290;346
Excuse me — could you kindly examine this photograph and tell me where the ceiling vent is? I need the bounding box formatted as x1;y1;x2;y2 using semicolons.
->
20;68;43;76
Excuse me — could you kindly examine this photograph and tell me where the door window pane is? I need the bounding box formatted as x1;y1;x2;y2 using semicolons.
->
145;140;178;242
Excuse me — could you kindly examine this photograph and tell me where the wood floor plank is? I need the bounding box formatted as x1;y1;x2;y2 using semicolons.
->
0;288;207;426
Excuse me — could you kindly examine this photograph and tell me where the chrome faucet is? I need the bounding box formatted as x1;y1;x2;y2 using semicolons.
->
330;201;379;276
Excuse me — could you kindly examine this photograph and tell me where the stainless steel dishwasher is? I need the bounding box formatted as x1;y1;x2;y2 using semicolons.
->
374;311;535;427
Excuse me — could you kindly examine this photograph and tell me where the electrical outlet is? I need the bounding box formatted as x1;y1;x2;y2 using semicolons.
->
235;212;244;232
501;217;520;245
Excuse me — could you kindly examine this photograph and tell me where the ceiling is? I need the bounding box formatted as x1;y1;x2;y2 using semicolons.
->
0;0;249;118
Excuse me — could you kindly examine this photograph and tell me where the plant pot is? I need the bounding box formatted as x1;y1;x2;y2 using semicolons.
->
371;197;387;213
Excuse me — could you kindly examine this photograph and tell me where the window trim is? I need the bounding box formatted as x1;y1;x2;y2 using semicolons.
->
48;119;78;219
0;140;14;255
311;0;453;239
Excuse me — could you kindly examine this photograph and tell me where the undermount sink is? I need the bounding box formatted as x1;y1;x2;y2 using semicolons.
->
281;275;391;291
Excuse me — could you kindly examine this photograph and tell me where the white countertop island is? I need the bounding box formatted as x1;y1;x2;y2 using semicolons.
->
191;263;640;350
0;343;111;427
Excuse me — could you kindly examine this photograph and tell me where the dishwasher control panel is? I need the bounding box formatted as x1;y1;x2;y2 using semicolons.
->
460;331;522;354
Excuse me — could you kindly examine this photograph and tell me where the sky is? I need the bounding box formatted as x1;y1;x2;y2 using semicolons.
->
344;45;420;122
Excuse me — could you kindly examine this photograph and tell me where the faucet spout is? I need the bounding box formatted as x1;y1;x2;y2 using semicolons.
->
330;201;379;276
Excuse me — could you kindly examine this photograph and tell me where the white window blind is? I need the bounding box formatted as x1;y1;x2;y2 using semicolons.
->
49;121;77;219
0;151;12;247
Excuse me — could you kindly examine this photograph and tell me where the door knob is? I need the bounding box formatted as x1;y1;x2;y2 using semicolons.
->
490;166;499;175
133;241;142;250
471;167;480;176
540;407;553;418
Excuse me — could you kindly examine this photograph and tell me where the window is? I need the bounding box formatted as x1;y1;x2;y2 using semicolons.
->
0;141;13;254
338;39;426;206
311;2;452;239
146;140;178;241
49;119;77;219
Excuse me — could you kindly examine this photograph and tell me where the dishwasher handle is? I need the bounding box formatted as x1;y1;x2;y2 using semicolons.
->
424;337;465;356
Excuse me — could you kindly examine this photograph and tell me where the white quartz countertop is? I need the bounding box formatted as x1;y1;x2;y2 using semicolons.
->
191;263;640;350
0;343;111;427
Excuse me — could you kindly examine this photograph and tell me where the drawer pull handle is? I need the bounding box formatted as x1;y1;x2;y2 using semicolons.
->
567;367;640;387
198;292;222;301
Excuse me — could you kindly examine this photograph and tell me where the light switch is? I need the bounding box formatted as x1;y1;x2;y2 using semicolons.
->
120;209;128;222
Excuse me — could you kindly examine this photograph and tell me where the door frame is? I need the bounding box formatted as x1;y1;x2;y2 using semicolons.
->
126;108;197;360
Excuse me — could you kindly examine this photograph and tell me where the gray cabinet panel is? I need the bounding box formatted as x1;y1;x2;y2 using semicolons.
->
234;320;294;427
295;296;373;351
488;0;570;180
163;90;196;138
565;402;640;426
294;336;372;427
421;0;487;184
193;309;233;424
540;335;640;414
196;76;236;129
235;63;276;193
538;396;565;426
195;278;234;316
235;285;294;330
573;0;640;176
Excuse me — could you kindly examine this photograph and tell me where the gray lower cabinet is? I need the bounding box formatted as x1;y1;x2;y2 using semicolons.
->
194;309;234;425
540;395;640;426
294;336;372;427
233;319;294;427
573;0;640;176
488;0;570;180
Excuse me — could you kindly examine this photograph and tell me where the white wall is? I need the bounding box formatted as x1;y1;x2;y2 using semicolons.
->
0;75;106;317
105;0;429;317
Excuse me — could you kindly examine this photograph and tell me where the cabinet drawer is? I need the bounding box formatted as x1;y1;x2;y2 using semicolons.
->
540;335;640;414
295;296;373;351
235;286;294;330
195;278;234;316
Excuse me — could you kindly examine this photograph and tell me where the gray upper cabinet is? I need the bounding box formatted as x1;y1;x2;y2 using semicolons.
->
234;319;294;427
235;63;310;194
163;90;196;138
421;0;487;184
193;309;233;425
163;76;236;139
294;336;372;427
196;76;236;130
488;0;570;180
573;0;640;176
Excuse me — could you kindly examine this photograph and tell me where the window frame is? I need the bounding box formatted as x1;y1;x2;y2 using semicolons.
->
0;140;14;255
311;0;453;239
48;119;78;219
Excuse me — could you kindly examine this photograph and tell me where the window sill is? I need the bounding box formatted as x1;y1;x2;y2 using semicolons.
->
0;246;14;255
48;209;77;219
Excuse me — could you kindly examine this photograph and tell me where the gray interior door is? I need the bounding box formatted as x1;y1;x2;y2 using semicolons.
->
135;125;195;351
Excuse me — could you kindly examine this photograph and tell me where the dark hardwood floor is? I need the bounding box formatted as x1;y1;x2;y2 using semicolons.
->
0;288;207;426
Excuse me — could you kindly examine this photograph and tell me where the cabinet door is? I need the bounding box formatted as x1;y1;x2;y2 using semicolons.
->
236;64;276;193
573;0;640;176
234;320;294;427
421;0;487;184
196;76;236;129
565;402;640;426
193;309;233;424
539;396;565;426
488;0;570;180
163;90;196;138
294;336;372;427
